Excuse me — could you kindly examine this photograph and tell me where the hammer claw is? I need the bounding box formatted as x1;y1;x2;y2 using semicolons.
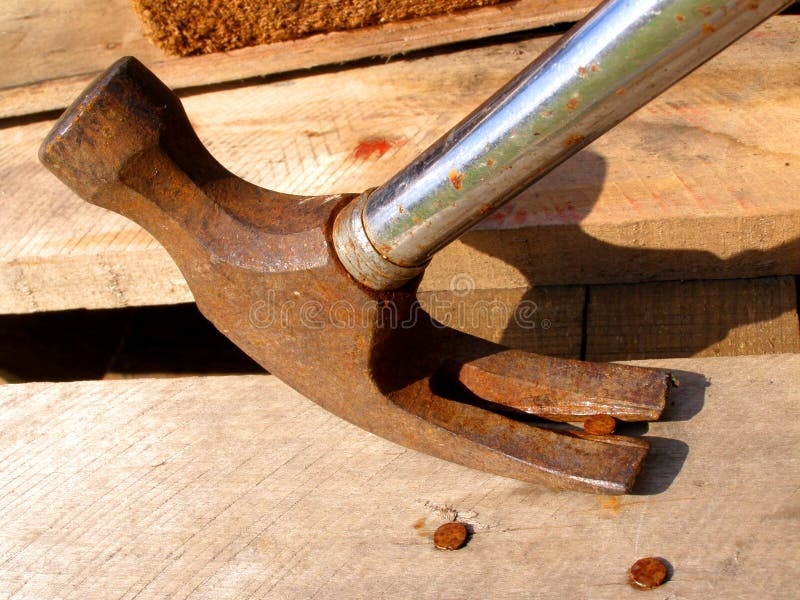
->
391;375;650;495
456;350;669;422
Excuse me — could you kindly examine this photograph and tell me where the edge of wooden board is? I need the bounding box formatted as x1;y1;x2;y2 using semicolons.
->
0;354;798;598
7;212;800;314
0;0;593;119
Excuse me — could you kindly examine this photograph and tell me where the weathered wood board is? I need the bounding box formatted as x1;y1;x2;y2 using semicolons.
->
0;354;797;598
0;0;594;119
0;0;165;98
1;18;798;315
418;286;587;357
586;276;800;361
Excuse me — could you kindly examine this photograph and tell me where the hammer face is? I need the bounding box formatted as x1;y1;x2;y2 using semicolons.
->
40;57;668;494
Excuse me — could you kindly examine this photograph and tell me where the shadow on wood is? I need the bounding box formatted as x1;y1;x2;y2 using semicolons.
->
461;150;800;359
628;369;708;494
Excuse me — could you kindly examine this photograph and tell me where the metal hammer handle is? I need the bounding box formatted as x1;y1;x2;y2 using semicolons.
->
333;0;791;290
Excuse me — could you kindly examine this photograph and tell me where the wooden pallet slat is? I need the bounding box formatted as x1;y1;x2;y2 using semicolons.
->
418;285;587;357
1;18;798;315
0;354;797;598
586;277;800;361
0;0;595;119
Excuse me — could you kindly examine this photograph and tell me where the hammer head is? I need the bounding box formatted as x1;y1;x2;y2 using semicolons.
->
40;57;669;494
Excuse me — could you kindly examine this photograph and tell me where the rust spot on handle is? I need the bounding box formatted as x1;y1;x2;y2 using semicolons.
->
564;134;585;147
448;169;465;190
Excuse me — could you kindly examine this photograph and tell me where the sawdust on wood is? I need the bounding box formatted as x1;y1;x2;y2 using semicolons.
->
132;0;509;56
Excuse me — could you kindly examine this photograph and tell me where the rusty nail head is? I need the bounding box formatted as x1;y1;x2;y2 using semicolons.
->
433;522;468;550
584;414;616;435
628;557;668;590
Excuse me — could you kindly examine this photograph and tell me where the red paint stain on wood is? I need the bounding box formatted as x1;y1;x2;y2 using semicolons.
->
353;137;406;160
675;174;709;212
665;99;714;132
622;192;640;209
512;209;531;226
734;189;753;211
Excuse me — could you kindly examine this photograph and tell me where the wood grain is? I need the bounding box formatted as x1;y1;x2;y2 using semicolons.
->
586;277;800;361
0;0;595;119
418;286;586;358
0;0;165;92
0;354;797;598
1;19;798;314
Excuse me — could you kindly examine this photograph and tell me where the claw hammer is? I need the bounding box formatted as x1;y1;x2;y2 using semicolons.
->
40;0;791;493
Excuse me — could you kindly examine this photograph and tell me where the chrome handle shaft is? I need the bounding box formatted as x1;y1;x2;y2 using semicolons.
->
333;0;791;290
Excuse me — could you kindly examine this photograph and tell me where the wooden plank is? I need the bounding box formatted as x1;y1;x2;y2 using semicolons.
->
586;277;800;362
418;285;585;357
0;354;797;598
0;0;594;119
1;18;798;314
0;0;165;93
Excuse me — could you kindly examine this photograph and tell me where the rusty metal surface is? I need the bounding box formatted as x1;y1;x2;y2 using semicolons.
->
583;414;617;436
457;351;666;422
433;522;469;550
39;57;670;495
629;557;670;590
